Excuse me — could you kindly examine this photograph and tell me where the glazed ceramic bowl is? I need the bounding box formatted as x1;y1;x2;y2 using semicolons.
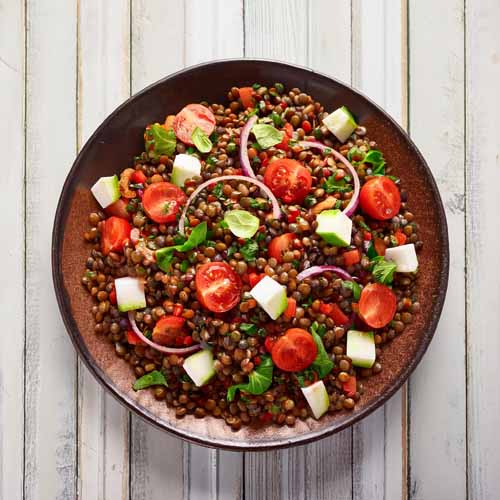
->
52;59;449;450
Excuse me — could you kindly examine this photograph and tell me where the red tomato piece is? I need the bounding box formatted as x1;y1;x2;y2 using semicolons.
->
276;123;294;151
131;170;147;184
301;120;312;133
287;206;300;223
359;176;401;220
343;249;361;266
264;159;312;204
394;230;407;246
358;283;397;329
173;103;216;145
284;123;294;136
239;87;255;109
284;297;297;319
152;316;186;346
268;233;295;263
142;182;187;224
195;262;242;313
342;375;357;397
109;288;117;305
248;272;265;288
319;302;350;325
264;336;278;353
104;198;131;220
127;330;144;345
101;216;131;255
271;328;317;372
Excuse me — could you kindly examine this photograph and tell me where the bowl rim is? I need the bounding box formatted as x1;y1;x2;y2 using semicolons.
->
52;57;449;451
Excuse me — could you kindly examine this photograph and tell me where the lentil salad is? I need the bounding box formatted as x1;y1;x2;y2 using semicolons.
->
82;83;422;430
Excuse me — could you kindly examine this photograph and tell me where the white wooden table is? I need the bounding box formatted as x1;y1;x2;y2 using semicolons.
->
1;0;498;498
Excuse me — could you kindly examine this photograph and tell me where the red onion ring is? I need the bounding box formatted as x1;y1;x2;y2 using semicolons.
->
178;175;281;234
239;115;258;177
298;140;360;217
296;265;354;282
127;311;201;355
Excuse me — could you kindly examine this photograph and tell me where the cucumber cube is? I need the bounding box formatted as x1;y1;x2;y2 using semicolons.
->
250;275;287;320
115;277;146;312
347;330;375;368
384;244;418;273
322;106;357;143
301;381;330;419
183;349;215;387
316;209;352;247
91;175;120;208
171;154;202;187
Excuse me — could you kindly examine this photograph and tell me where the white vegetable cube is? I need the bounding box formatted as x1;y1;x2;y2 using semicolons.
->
90;175;120;208
347;330;375;368
171;153;202;187
301;381;330;419
322;106;357;143
316;209;352;247
250;275;287;320
384;244;418;273
115;277;146;312
183;349;215;387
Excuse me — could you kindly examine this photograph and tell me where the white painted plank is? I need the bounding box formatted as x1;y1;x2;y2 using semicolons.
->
77;1;131;499
351;1;408;498
130;3;186;499
466;2;500;499
24;1;78;499
0;1;25;499
183;2;245;498
408;0;466;499
244;2;353;498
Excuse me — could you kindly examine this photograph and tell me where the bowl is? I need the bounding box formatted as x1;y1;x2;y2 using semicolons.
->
52;59;449;450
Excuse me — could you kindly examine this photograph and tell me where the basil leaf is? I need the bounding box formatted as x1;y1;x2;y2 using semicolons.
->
227;356;273;401
144;123;176;159
371;256;397;285
310;322;334;378
342;280;361;300
192;126;213;154
156;222;207;271
133;370;168;391
239;239;259;262
251;123;284;149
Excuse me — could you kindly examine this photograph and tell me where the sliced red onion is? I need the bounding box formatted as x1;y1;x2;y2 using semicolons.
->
127;311;201;355
239;114;258;177
178;175;281;234
298;140;360;217
296;265;354;282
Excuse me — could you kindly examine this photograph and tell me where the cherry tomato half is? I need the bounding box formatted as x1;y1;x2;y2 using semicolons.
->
264;159;312;204
271;328;317;372
101;216;131;255
195;262;242;313
173;103;216;145
142;182;187;224
152;316;186;346
268;233;295;263
105;198;131;220
358;283;397;329
359;176;401;220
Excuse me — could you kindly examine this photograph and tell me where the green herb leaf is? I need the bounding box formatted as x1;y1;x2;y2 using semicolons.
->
363;150;386;175
342;280;361;301
310;323;334;378
145;123;176;159
133;370;168;391
156;222;208;271
212;182;225;199
239;239;259;262
301;296;314;309
186;146;196;155
295;367;315;388
206;156;217;166
192;126;213;154
358;220;371;231
239;323;258;335
323;176;352;193
367;242;378;260
224;210;260;239
227;355;273;401
255;232;266;242
251;123;284;149
371;256;397;285
180;260;189;273
249;198;268;210
270;112;283;127
227;244;237;258
252;83;261;90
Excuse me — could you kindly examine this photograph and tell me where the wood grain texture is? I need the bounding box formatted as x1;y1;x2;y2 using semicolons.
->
77;1;131;499
130;2;186;499
466;1;500;498
0;0;25;499
24;1;78;499
408;1;467;499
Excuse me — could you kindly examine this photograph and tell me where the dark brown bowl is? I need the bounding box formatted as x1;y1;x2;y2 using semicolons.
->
52;59;449;450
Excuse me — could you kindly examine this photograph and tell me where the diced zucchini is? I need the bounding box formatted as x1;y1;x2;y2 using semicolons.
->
183;349;215;387
316;209;352;247
346;330;375;368
91;175;120;208
322;106;357;143
301;381;330;419
249;275;287;320
115;277;146;312
384;244;418;273
171;154;201;187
